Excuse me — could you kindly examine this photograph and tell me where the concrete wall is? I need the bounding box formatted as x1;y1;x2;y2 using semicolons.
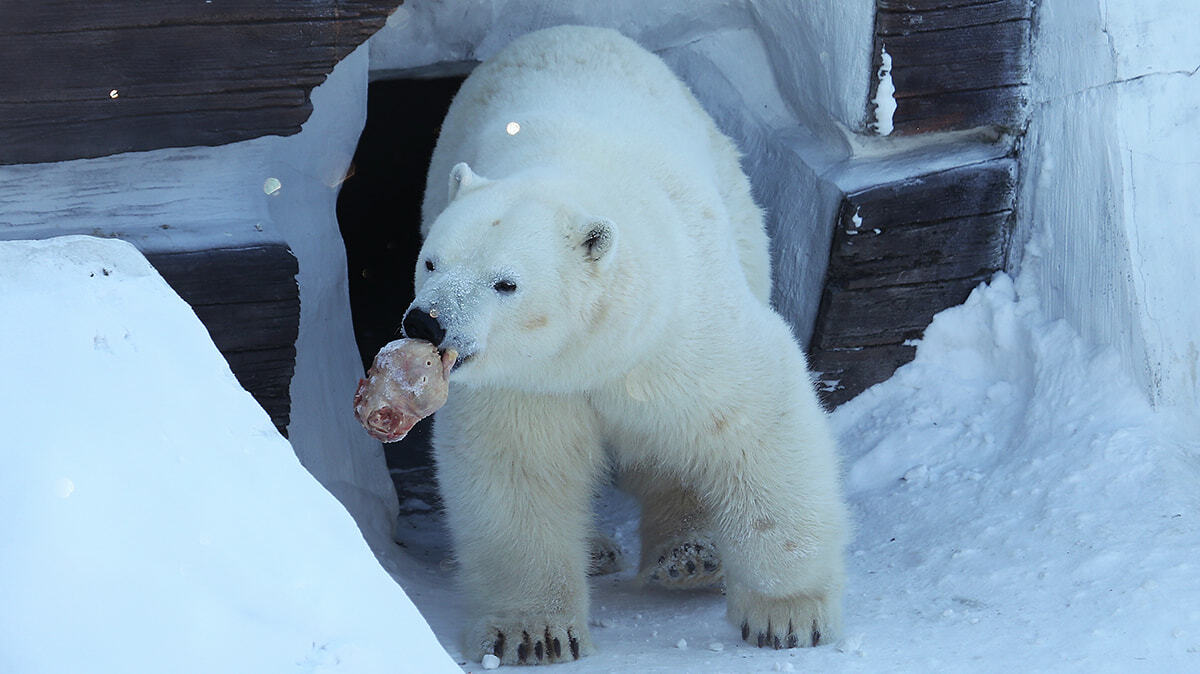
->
1015;0;1200;409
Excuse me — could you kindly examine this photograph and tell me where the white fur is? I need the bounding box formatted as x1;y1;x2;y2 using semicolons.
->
415;26;848;664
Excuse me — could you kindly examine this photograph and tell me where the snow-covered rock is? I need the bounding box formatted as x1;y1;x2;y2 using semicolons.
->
0;236;458;673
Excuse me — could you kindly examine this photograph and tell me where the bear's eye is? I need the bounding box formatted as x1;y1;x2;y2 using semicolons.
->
424;259;435;272
493;280;518;294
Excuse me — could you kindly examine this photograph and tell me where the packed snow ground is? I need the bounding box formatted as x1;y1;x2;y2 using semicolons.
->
390;273;1200;672
0;237;458;674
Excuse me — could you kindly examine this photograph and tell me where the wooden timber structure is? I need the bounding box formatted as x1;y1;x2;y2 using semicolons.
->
0;0;403;433
0;0;1032;417
807;0;1031;406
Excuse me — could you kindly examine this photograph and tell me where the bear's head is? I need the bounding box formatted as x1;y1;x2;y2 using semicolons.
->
404;162;618;391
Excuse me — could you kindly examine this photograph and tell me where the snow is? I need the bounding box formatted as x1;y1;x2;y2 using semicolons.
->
870;46;896;136
260;45;403;552
370;0;874;132
0;236;458;674
388;271;1200;672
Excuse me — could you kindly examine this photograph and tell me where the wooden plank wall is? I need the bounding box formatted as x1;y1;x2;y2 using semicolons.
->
870;0;1032;135
809;159;1018;407
0;0;401;165
146;244;300;435
806;1;1032;406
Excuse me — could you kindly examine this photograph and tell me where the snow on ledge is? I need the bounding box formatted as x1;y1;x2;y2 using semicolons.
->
0;236;458;674
870;45;896;136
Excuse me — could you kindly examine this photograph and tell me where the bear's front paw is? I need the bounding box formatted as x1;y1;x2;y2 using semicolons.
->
469;615;593;666
728;588;839;649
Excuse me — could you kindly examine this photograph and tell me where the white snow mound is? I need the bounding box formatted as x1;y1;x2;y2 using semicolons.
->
834;273;1200;671
0;236;458;674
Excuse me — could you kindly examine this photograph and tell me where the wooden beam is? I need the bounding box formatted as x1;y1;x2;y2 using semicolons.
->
811;343;917;408
0;0;402;165
808;159;1017;405
868;0;1032;135
812;275;989;349
146;243;299;435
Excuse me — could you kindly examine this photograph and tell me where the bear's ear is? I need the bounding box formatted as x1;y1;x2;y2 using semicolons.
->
448;162;489;201
578;218;617;264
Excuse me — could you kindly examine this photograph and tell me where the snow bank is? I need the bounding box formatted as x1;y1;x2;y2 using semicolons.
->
834;273;1200;670
0;237;457;673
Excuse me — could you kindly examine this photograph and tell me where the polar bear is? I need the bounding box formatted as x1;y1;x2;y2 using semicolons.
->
406;25;848;665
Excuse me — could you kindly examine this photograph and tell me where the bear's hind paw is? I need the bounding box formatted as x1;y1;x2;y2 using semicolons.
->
587;532;625;577
640;538;723;590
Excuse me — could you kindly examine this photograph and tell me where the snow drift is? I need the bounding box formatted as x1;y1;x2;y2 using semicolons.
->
0;236;458;673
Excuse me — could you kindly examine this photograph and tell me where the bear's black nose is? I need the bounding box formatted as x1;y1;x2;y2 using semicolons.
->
402;307;447;346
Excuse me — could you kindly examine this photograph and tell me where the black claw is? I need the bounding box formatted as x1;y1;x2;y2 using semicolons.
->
757;632;767;647
518;631;531;663
773;635;782;650
685;560;697;574
553;637;562;658
494;631;506;659
812;619;821;646
741;621;750;641
569;635;580;659
535;640;544;661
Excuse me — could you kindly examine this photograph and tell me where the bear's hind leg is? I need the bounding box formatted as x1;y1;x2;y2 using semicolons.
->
433;387;606;665
619;465;722;589
587;531;625;576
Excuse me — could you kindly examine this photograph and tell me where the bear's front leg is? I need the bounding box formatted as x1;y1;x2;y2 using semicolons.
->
697;402;849;650
433;387;606;665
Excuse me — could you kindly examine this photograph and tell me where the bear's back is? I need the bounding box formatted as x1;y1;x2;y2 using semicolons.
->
423;26;771;303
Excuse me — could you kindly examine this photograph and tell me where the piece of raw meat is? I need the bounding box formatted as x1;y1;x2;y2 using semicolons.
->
353;339;456;443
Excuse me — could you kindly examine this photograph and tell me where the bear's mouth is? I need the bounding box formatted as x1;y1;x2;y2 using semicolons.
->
443;348;474;373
